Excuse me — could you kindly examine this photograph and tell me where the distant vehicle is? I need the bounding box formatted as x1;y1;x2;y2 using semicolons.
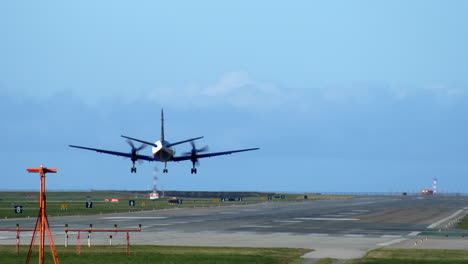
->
149;192;159;200
421;189;434;195
69;109;259;173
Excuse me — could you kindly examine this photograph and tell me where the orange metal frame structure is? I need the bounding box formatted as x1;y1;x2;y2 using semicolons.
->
25;165;59;264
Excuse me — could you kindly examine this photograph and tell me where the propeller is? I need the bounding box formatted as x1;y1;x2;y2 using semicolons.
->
126;139;147;153
184;141;209;166
184;141;209;156
126;139;147;164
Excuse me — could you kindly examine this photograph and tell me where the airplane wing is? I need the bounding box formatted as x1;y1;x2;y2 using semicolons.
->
171;148;260;162
68;145;155;161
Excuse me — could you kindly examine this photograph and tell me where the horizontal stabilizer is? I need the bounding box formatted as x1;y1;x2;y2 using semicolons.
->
167;136;204;147
121;135;158;147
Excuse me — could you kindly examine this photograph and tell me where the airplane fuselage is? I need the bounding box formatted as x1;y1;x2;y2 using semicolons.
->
152;140;175;162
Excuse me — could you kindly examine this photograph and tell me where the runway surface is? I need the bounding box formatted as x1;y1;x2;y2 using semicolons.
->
1;195;467;259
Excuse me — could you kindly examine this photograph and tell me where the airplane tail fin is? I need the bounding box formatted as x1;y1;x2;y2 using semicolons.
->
161;109;165;142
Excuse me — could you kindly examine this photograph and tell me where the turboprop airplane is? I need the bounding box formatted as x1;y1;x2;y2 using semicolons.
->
69;110;259;174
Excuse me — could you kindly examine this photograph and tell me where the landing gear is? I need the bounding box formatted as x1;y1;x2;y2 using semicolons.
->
131;167;137;173
163;162;168;173
191;160;197;174
163;169;168;173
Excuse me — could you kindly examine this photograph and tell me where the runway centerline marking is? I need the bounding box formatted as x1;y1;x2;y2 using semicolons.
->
295;217;359;221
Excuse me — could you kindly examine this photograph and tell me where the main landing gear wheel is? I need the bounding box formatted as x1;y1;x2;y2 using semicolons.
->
131;167;137;173
191;168;197;174
163;169;168;173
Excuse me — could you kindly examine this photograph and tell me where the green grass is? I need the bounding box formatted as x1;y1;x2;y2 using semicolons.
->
0;191;351;219
0;191;256;219
346;248;468;264
0;245;310;264
314;258;336;264
457;217;468;230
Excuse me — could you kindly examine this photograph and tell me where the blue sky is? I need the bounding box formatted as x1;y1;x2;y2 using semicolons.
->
1;1;468;193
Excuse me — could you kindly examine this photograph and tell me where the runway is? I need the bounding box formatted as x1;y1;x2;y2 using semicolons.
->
1;195;467;259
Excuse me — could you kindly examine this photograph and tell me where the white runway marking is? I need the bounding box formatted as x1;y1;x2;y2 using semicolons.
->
295;217;359;221
338;212;360;215
0;236;14;240
220;211;240;214
274;220;302;223
427;209;464;228
377;238;407;247
408;231;421;236
352;210;371;212
306;233;329;236
344;234;364;237
380;235;402;238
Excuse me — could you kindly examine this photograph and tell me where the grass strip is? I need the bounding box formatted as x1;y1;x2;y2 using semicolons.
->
0;245;310;264
314;258;336;264
457;217;468;230
346;248;468;264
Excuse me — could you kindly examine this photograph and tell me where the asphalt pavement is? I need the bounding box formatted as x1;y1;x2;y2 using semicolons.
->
1;195;467;259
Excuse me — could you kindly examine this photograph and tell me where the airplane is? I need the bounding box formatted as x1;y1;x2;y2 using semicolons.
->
69;109;259;174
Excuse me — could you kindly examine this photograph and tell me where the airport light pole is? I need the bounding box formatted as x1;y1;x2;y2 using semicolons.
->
25;165;60;264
